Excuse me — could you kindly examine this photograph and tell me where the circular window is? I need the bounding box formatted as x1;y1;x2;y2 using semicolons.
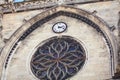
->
30;36;86;80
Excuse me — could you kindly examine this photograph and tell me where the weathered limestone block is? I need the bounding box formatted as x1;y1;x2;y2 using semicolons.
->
2;10;44;39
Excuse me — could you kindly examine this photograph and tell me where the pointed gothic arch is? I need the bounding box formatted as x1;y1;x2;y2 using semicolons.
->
0;5;118;80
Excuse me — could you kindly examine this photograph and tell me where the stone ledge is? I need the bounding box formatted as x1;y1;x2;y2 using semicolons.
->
0;0;113;14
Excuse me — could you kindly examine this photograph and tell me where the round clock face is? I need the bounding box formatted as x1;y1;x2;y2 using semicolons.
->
52;22;67;33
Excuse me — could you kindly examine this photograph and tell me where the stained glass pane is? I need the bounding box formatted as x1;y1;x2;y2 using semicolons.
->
30;36;86;80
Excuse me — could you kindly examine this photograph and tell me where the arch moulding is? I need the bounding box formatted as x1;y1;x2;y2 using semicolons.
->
0;5;118;79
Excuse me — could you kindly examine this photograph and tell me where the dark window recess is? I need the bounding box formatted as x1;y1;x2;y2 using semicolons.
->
14;0;24;3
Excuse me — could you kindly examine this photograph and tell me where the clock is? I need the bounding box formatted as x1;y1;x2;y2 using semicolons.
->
52;22;67;33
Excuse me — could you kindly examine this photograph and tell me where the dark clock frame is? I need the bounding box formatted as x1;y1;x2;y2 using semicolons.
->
52;22;67;33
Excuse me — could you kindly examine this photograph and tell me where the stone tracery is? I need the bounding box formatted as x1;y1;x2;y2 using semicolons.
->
30;36;86;80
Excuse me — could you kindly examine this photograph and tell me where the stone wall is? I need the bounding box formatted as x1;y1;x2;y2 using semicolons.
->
0;0;120;80
1;1;119;41
0;0;119;54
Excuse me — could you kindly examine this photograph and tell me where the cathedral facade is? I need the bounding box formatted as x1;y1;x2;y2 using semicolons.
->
0;0;120;80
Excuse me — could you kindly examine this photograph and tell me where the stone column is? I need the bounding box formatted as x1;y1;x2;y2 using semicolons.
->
118;12;120;62
116;12;120;76
0;12;4;53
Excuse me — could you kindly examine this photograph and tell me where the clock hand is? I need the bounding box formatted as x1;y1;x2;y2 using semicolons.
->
58;26;62;28
58;25;65;28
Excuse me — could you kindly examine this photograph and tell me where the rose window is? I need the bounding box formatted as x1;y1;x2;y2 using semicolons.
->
30;36;86;80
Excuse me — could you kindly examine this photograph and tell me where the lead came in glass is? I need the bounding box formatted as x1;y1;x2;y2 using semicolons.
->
30;36;86;80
